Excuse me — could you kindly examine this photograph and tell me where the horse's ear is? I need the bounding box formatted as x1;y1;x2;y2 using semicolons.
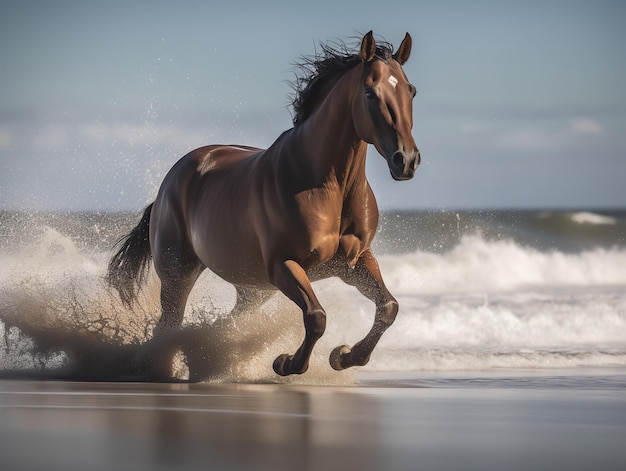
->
360;31;376;62
393;33;412;65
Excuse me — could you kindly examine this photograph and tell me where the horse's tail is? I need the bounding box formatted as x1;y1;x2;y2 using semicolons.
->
107;203;154;306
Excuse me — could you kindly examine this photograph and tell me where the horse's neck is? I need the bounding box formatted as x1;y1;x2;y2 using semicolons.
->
290;68;367;192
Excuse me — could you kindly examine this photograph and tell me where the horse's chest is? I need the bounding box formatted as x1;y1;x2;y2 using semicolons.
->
296;212;365;268
302;232;340;265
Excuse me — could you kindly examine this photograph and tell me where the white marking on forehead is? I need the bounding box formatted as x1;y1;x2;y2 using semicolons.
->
388;75;398;89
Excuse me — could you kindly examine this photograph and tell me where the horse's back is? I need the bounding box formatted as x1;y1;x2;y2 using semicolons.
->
152;144;259;209
191;145;263;176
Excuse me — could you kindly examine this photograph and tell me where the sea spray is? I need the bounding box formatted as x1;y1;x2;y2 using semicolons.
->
1;210;625;379
0;223;356;383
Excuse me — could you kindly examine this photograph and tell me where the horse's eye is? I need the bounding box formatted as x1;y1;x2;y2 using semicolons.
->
365;89;376;100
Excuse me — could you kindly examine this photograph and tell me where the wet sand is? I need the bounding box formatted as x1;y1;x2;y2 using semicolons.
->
1;369;625;471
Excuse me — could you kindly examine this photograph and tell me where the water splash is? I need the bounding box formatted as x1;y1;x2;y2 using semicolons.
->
0;223;356;384
1;212;624;380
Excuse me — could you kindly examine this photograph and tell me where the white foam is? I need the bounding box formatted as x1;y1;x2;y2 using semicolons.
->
570;211;616;225
308;236;626;372
1;230;625;377
311;279;626;372
379;234;626;295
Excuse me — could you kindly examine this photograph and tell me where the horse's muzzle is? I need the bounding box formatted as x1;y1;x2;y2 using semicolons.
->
389;149;420;181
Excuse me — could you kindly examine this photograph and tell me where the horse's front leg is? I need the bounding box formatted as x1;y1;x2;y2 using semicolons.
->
270;259;326;376
330;249;398;370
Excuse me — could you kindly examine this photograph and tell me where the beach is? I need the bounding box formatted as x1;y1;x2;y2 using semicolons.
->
1;369;625;471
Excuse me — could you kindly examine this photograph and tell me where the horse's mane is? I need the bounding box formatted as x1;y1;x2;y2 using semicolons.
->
291;38;394;126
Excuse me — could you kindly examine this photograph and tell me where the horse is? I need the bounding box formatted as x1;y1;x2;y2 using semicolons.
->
107;31;420;379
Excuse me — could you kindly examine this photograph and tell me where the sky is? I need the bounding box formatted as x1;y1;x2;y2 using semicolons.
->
1;0;625;211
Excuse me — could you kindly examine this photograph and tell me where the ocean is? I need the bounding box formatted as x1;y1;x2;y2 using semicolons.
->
1;208;625;382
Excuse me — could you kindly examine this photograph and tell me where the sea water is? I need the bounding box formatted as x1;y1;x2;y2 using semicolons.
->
0;209;625;381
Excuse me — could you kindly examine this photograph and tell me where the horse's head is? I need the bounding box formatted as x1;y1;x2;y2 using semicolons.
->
353;31;420;181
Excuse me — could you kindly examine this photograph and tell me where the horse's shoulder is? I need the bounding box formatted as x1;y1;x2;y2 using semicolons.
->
190;145;263;175
341;182;379;234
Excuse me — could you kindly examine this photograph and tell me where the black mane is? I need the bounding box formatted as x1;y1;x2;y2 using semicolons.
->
290;38;394;126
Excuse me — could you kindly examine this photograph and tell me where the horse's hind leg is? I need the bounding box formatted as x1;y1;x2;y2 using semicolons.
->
142;245;203;380
155;265;203;333
330;249;398;370
231;286;274;316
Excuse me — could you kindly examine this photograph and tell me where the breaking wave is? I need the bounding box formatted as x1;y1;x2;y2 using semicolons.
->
1;212;625;382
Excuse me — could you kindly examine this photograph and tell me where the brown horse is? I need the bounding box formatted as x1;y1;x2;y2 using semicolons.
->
107;31;420;379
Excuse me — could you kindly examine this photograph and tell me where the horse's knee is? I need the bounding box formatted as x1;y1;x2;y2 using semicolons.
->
305;309;327;339
379;299;399;328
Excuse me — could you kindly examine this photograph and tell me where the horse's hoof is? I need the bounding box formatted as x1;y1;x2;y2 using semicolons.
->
273;354;292;376
329;345;351;371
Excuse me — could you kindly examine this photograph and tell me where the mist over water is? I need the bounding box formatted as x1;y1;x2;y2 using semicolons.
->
1;209;625;382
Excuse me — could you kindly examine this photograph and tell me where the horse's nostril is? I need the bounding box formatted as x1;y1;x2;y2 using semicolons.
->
392;152;404;169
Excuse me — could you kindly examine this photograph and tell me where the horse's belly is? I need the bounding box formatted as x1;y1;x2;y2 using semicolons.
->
209;253;274;289
191;226;273;289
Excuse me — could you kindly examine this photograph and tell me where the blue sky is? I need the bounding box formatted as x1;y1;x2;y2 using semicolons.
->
1;0;625;210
